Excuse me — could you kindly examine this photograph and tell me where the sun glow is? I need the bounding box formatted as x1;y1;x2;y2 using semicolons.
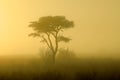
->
0;0;120;56
0;15;5;37
0;2;8;37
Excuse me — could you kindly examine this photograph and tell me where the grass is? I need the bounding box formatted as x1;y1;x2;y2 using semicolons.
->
0;53;120;80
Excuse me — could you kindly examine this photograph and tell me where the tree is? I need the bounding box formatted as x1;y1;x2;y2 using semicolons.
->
28;16;74;63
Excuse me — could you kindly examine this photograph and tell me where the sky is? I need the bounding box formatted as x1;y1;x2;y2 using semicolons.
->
0;0;120;57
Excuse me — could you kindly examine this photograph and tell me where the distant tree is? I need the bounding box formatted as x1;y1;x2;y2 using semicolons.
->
28;16;74;63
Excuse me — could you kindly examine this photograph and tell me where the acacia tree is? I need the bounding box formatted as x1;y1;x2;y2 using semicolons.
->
28;16;74;62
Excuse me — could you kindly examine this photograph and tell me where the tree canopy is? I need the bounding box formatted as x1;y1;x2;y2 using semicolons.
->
29;16;73;33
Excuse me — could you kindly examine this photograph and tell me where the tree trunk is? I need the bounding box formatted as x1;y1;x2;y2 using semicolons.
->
51;52;56;64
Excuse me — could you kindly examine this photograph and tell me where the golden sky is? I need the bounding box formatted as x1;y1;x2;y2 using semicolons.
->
0;0;120;57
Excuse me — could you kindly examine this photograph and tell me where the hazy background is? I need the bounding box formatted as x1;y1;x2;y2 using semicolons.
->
0;0;120;57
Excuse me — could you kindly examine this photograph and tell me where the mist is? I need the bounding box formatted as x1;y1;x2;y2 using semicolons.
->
0;0;120;57
0;0;120;80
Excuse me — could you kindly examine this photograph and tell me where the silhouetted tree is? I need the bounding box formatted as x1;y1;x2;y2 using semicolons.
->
28;16;74;63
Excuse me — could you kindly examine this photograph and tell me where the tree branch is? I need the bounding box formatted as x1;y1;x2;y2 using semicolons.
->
54;32;58;55
41;36;51;49
46;33;55;54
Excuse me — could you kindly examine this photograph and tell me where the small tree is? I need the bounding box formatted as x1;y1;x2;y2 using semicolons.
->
28;16;74;63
